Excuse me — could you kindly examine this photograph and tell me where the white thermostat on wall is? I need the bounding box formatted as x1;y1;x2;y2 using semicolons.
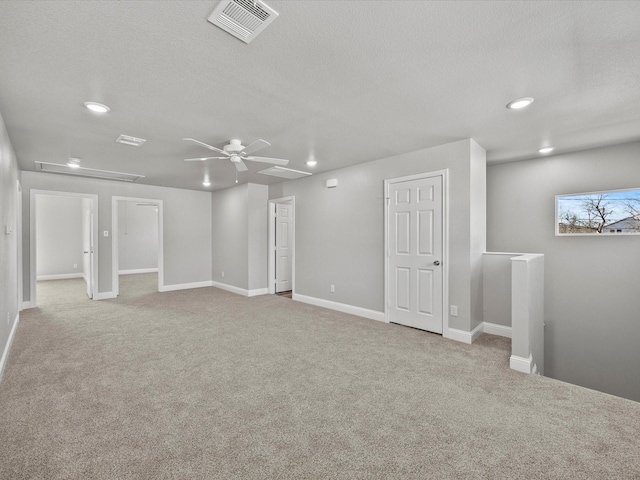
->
326;178;338;188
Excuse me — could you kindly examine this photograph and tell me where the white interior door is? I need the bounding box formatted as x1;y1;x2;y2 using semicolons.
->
82;206;94;299
275;202;293;293
387;175;443;333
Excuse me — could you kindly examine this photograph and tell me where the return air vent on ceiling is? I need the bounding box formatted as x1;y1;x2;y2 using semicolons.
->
257;166;312;180
208;0;279;43
35;162;145;183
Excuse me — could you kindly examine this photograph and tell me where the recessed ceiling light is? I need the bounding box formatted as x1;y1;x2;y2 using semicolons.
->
306;159;318;167
67;157;81;168
506;97;534;110
538;147;554;154
84;101;110;113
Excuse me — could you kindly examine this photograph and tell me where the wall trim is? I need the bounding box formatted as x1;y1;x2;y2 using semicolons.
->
159;281;213;293
211;281;248;296
22;301;36;310
0;313;20;382
248;288;269;297
510;354;533;374
95;291;117;300
444;322;484;344
118;268;159;275
483;322;512;338
293;293;385;322
36;273;84;281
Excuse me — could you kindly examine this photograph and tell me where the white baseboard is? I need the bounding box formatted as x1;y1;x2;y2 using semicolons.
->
248;288;269;297
444;322;484;344
37;273;83;281
0;313;20;382
292;293;385;323
118;268;159;275
94;291;117;300
510;354;533;374
210;281;268;297
160;281;213;293
483;322;512;338
22;300;36;310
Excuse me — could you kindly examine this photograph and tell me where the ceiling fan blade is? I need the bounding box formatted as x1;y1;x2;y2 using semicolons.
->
183;138;227;155
240;139;270;155
235;160;249;172
246;156;289;166
184;156;227;162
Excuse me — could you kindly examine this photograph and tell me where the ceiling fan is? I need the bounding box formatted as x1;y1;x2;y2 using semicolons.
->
183;138;290;172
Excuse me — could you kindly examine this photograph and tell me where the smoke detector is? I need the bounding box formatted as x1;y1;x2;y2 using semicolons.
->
208;0;279;44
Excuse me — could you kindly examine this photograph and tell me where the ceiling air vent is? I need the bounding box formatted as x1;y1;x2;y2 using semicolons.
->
116;134;146;147
257;166;312;180
35;162;145;183
208;0;279;44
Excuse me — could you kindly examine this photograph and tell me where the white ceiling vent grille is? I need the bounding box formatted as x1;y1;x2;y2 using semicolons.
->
257;166;312;180
208;0;279;43
116;134;146;147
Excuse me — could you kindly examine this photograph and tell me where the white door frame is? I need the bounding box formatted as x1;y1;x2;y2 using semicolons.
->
17;180;23;311
111;196;164;296
384;169;450;335
268;196;295;295
29;189;99;308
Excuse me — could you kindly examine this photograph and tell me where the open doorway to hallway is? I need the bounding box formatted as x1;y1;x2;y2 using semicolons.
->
111;197;163;298
30;190;98;307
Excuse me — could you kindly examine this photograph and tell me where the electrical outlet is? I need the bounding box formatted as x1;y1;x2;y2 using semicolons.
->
103;230;109;237
73;263;78;269
450;305;458;317
6;312;10;326
221;271;225;278
330;284;335;293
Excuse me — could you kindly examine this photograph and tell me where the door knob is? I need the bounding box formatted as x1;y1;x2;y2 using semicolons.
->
433;260;440;266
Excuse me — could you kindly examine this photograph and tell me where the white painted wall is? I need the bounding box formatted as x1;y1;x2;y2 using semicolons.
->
269;138;486;333
21;171;212;299
211;183;268;293
482;253;514;328
35;195;83;278
0;111;20;379
117;201;158;272
487;141;640;401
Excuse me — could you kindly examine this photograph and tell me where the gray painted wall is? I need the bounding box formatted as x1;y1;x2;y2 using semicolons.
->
211;184;249;290
117;201;158;272
21;171;212;298
211;183;268;292
487;141;640;401
270;139;486;332
0;112;19;374
35;195;83;277
247;184;268;291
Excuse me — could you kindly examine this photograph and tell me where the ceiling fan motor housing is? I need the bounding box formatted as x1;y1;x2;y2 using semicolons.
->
224;139;244;154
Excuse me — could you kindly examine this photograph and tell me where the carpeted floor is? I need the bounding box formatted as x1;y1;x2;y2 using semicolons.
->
1;275;639;479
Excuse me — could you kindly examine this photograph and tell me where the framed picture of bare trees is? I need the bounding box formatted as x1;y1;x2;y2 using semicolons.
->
556;188;640;235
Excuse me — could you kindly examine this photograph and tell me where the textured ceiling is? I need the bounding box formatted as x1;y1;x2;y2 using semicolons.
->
1;1;639;191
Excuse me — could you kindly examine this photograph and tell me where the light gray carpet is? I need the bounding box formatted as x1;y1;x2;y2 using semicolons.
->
1;275;639;479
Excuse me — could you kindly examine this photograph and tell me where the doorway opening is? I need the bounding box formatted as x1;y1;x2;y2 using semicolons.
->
29;190;99;307
111;197;164;297
268;196;295;297
384;170;449;334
